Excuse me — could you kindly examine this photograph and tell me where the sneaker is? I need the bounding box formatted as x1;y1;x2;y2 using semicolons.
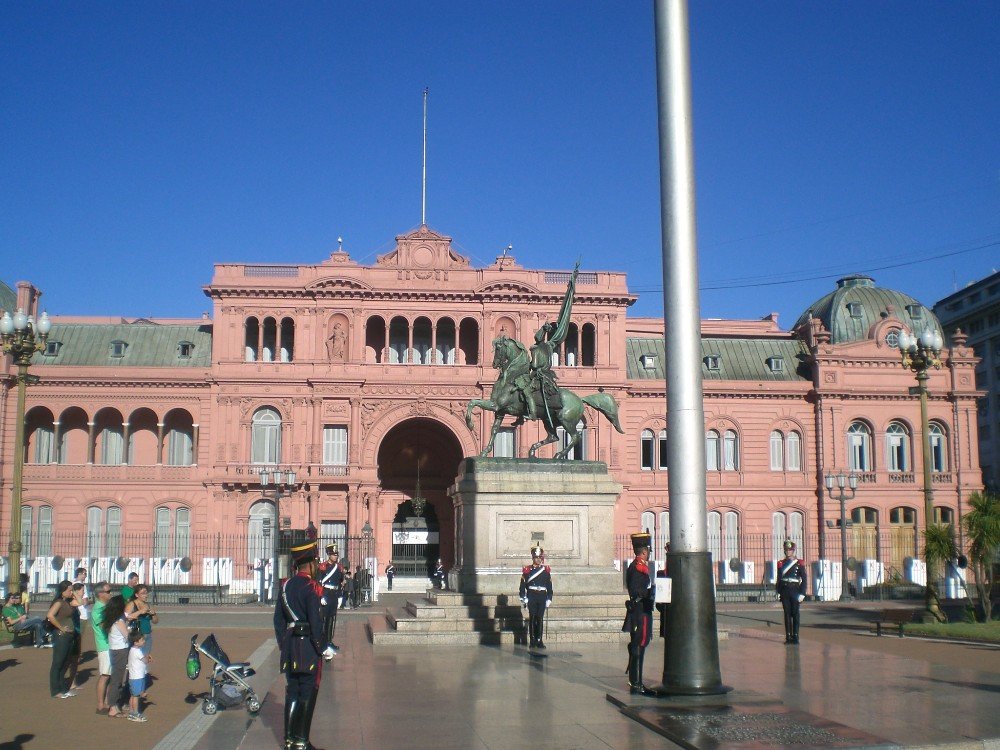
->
128;713;148;722
57;692;73;699
40;642;54;648
64;690;78;697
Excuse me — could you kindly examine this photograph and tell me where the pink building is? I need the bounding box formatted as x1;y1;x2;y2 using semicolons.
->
0;226;983;596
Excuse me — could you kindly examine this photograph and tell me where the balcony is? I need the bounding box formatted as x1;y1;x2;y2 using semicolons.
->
22;463;197;482
887;472;916;484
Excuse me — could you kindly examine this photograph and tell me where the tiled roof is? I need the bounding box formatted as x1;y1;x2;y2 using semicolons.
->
626;337;811;382
31;323;213;367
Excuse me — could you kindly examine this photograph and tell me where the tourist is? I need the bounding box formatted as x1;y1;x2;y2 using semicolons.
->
126;630;149;721
45;581;80;698
125;584;158;657
102;594;130;718
91;582;113;713
2;590;49;647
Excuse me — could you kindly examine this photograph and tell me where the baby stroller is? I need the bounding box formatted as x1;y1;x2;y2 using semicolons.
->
187;633;262;716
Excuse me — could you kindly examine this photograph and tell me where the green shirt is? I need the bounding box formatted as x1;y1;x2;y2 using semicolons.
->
121;585;135;602
91;599;109;651
2;603;26;625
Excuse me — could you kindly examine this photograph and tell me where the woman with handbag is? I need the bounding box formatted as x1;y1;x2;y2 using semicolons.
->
102;594;130;718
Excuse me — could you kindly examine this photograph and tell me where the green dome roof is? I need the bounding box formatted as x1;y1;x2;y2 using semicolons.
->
794;275;942;345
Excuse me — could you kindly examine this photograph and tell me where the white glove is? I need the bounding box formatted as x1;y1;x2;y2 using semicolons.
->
521;598;528;607
797;594;805;603
320;597;327;606
545;600;551;609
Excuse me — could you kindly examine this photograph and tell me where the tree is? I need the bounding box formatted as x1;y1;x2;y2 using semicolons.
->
922;523;956;623
963;491;1000;622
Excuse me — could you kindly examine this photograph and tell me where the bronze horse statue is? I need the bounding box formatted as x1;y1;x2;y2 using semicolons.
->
465;335;625;459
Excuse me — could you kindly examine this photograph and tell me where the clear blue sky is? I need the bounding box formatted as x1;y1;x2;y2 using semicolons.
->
3;3;998;325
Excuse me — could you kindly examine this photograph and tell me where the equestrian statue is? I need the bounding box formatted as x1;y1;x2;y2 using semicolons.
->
465;263;624;459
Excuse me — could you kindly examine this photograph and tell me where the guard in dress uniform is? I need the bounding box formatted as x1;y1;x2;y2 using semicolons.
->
273;540;326;750
431;559;447;590
385;561;395;591
519;546;553;649
776;539;807;644
623;532;656;695
317;544;343;659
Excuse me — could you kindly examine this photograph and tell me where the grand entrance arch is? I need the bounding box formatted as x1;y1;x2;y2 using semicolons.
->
377;418;464;577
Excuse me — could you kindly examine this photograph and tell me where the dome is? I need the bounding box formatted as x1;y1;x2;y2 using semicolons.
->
794;274;943;345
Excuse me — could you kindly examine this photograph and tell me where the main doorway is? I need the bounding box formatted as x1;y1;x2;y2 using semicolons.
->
377;417;464;577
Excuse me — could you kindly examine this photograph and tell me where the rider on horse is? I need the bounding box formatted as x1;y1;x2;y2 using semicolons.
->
513;263;578;425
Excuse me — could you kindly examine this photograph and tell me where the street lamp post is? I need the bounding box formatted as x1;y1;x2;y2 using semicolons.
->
1;308;51;595
259;467;298;603
898;327;944;619
824;472;858;602
360;520;373;606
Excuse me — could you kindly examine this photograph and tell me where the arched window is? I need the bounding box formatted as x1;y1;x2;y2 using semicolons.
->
657;511;670;557
581;323;596;366
641;429;654;470
555;421;587;460
641;510;655;537
21;506;33;558
458;318;479;365
38;506;52;556
251;408;282;465
32;425;54;464
885;422;910;472
389;316;408;363
99;426;124;466
106;506;121;557
657;430;668;470
565;323;578;367
706;430;720;471
413;317;432;364
787;431;802;472
249;501;276;566
175;508;191;557
154;508;171;557
773;510;804;558
87;507;102;558
261;317;277;362
847;422;873;472
928;423;947;472
770;431;784;471
723;430;739;471
707;511;721;563
279;317;295;362
933;506;955;525
365;316;387;363
436;318;457;364
244;317;259;362
167;426;194;466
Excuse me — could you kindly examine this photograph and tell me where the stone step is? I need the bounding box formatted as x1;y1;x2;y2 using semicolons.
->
368;615;632;646
387;611;626;633
403;601;625;620
426;591;625;607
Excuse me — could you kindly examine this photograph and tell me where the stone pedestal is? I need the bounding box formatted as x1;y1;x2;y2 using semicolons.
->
448;457;622;595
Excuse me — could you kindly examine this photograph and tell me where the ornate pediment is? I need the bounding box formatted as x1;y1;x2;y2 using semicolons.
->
376;225;470;270
308;277;373;293
476;280;540;296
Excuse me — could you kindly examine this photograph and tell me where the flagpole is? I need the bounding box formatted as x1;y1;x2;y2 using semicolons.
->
654;0;724;695
421;87;428;226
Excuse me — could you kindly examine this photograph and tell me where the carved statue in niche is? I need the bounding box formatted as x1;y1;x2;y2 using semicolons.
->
327;322;348;361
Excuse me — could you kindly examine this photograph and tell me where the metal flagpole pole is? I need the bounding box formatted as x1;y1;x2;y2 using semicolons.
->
421;87;428;225
653;0;724;695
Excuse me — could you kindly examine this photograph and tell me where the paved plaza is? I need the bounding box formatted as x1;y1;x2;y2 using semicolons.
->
1;598;999;750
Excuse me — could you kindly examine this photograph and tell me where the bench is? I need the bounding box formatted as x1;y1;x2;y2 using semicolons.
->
872;608;918;637
3;617;36;647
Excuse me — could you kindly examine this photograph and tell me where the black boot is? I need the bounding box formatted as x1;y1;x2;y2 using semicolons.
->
628;648;640;691
289;689;324;750
284;698;299;750
633;651;655;696
528;615;537;647
534;615;545;649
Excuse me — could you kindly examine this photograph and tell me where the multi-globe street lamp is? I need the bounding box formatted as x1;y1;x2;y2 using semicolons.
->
824;471;858;602
258;467;298;602
898;327;944;618
1;308;52;595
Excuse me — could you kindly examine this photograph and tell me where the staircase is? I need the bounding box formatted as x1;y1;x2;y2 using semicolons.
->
367;589;631;646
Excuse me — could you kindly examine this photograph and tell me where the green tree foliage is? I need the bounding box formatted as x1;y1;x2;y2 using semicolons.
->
963;491;1000;622
923;523;956;622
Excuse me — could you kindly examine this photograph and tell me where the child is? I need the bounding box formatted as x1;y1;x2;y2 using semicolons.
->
127;630;148;722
